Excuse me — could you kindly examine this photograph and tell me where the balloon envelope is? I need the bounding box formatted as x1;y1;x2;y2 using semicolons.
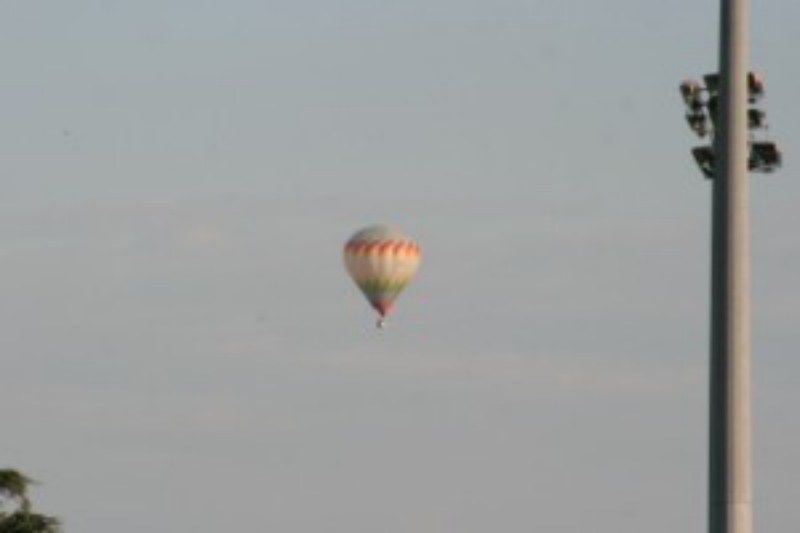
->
343;224;421;320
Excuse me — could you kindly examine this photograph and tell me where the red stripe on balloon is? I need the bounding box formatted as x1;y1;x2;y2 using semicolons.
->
378;240;395;254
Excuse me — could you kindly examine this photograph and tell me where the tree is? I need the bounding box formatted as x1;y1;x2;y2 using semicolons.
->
0;470;59;533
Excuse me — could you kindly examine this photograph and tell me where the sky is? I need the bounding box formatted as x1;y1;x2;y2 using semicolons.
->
1;1;799;531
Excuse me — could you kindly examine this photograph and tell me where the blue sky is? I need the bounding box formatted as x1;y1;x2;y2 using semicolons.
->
1;1;799;531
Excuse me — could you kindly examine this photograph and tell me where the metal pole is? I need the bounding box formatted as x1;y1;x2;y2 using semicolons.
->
709;0;752;531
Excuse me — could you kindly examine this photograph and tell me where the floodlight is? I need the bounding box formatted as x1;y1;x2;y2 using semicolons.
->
748;72;764;102
703;73;720;95
747;108;766;129
749;141;781;172
680;79;703;107
686;112;709;137
679;70;782;180
692;146;715;178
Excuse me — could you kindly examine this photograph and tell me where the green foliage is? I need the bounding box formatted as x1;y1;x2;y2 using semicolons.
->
0;512;59;533
0;472;30;507
0;470;59;533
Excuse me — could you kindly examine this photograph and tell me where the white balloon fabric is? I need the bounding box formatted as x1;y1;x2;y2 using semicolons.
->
343;224;421;325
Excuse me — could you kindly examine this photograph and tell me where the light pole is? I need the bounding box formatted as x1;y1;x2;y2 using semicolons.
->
710;1;752;531
679;1;782;532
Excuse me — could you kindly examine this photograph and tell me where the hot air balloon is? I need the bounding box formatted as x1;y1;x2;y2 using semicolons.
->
343;224;421;328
